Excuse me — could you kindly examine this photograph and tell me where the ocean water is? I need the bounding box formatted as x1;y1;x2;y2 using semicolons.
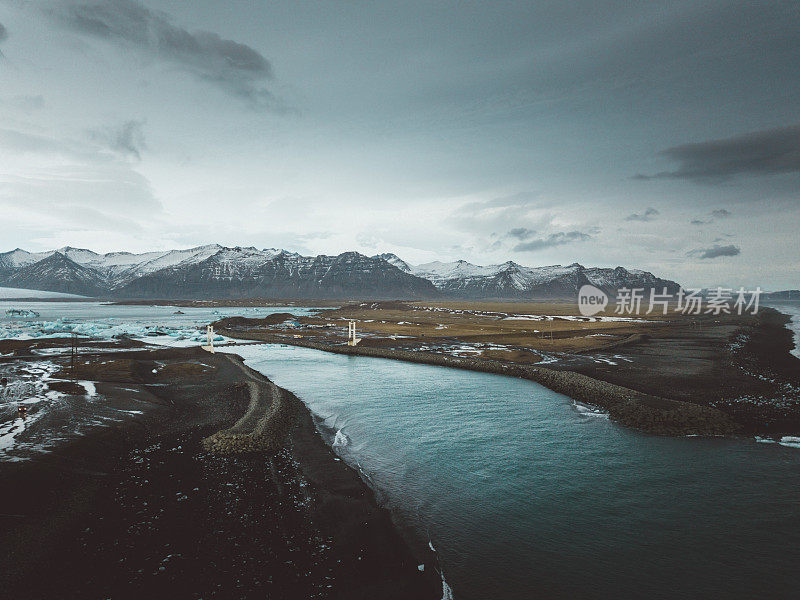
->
233;343;800;600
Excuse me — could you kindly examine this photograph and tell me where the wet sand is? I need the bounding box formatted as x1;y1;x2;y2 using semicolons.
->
0;342;439;599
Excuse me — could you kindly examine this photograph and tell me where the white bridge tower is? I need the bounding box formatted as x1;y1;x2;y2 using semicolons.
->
201;325;215;353
347;320;361;346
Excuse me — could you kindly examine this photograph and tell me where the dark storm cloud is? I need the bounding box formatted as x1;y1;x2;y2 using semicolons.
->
625;207;659;222
49;0;277;108
635;125;800;181
507;227;535;240
690;244;741;259
88;119;146;159
513;230;591;252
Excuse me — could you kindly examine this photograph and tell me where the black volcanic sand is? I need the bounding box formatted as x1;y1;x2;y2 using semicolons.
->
0;343;439;599
560;308;800;434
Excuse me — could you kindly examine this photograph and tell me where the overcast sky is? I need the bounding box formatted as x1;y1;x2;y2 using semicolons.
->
0;0;798;288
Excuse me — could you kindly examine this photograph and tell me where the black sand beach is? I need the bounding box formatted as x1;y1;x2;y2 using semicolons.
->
0;342;439;599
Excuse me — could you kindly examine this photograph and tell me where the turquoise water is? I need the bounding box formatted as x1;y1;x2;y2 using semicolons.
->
233;343;800;600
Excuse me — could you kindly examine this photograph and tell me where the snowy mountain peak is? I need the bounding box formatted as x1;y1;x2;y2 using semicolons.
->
373;253;412;272
0;245;680;299
408;256;678;298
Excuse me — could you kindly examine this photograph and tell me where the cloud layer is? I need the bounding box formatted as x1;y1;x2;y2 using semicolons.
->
49;0;276;108
636;124;800;181
625;207;659;222
513;231;591;252
507;227;536;240
88;120;146;159
1;2;798;288
690;244;741;259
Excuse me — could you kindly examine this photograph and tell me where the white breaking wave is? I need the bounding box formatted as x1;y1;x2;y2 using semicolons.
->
779;436;800;449
441;576;455;600
573;401;609;419
427;539;456;600
755;435;800;449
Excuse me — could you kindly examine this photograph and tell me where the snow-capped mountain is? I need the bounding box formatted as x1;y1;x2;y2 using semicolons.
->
372;253;412;273
0;246;438;299
114;248;436;299
407;259;679;298
3;252;108;297
0;245;680;299
0;245;225;287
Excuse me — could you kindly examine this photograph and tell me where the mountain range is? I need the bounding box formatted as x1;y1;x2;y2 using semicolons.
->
0;245;680;300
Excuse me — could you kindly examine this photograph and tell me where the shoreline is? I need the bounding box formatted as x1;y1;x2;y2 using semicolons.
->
212;305;800;437
216;329;737;436
0;342;440;598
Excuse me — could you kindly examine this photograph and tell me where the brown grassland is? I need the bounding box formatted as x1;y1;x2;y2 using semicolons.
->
289;300;698;358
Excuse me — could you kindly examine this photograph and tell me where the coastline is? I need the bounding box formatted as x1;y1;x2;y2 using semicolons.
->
212;304;800;437
0;343;439;598
213;305;799;437
215;328;737;436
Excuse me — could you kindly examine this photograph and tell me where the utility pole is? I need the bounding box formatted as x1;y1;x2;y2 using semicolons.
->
70;333;77;379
